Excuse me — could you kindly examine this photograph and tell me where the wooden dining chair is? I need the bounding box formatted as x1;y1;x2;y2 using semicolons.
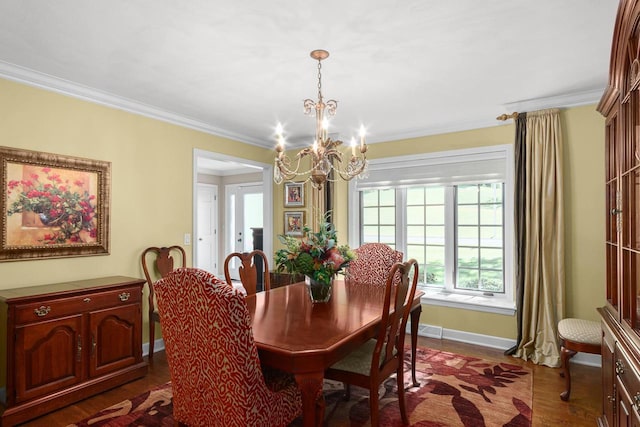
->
347;243;403;285
154;267;302;426
325;259;419;427
141;245;186;363
224;250;271;296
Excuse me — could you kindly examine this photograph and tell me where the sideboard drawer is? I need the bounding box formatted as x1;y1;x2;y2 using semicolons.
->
14;286;141;325
615;344;640;406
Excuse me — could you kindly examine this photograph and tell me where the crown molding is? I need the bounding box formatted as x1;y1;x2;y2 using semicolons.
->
501;88;604;113
0;60;266;148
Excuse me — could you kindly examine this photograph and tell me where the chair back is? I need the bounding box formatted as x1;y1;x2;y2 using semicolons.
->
348;243;403;285
224;250;271;295
154;268;293;426
141;245;186;313
373;259;419;376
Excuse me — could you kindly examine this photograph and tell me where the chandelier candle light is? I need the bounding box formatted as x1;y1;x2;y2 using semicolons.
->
274;49;368;190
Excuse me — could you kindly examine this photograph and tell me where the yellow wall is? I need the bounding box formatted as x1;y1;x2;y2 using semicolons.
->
1;77;606;345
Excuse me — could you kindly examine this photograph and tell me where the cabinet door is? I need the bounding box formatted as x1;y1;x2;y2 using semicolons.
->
14;314;84;403
603;336;616;426
89;304;141;378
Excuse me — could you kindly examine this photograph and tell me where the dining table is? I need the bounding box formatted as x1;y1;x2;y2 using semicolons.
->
245;278;423;427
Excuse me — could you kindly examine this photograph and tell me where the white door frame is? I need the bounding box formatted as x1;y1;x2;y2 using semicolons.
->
195;183;218;274
225;181;263;279
192;148;273;273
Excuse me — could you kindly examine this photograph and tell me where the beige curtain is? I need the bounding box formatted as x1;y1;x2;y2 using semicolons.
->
512;108;565;367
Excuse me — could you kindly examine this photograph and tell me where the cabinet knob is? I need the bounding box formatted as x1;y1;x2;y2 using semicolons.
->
118;292;130;302
83;297;91;303
616;359;626;375
34;306;51;317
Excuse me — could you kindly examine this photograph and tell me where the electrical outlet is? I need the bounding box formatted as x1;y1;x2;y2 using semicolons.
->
184;233;191;245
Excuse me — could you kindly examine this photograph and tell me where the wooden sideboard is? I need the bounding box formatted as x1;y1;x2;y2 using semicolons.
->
0;276;148;426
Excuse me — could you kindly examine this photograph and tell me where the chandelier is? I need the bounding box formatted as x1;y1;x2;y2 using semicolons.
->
274;49;368;190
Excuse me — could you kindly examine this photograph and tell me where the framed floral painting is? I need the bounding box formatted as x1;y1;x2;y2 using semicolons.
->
284;211;304;236
1;146;111;261
284;181;305;207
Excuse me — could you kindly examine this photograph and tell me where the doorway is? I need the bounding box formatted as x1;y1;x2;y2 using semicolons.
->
192;148;273;276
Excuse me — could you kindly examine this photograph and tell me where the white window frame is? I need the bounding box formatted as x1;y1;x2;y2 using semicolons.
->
348;144;515;315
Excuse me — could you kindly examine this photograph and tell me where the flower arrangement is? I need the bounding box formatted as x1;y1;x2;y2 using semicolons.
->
6;167;97;244
275;212;355;286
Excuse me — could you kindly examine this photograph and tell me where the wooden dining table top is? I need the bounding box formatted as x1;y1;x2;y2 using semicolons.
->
246;279;422;370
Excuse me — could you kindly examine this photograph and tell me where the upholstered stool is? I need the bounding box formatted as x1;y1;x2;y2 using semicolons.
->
557;318;602;401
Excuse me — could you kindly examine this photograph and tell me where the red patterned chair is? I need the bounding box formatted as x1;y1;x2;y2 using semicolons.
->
325;259;419;427
154;267;302;427
348;243;403;285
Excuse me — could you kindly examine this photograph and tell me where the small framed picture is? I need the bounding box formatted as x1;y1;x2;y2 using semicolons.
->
284;182;305;207
284;211;304;236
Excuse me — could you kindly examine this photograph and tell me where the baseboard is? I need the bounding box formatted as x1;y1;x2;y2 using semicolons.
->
142;339;165;357
409;322;602;368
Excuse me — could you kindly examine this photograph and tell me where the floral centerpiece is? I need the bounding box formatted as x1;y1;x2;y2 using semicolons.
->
275;213;355;302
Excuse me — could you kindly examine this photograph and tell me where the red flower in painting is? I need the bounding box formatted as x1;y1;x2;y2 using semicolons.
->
6;167;98;244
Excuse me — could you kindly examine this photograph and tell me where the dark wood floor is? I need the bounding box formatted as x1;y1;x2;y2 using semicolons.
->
18;336;601;427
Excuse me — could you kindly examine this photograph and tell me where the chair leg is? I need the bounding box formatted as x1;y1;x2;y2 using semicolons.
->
149;320;155;363
560;345;577;401
409;305;421;388
343;383;351;401
369;385;380;427
397;366;409;425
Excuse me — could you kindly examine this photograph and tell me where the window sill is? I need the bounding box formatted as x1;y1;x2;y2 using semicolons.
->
420;288;516;316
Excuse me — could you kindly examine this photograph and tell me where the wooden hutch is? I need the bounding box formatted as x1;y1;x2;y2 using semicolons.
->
599;1;640;425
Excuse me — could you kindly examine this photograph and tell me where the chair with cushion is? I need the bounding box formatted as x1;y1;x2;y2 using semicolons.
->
325;259;419;427
557;317;602;401
224;249;271;296
347;243;403;285
154;267;302;427
141;245;186;363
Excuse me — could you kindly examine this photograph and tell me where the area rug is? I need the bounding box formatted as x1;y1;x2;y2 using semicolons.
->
67;347;532;427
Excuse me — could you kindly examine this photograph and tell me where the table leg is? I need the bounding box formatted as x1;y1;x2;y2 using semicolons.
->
409;304;422;388
294;372;325;427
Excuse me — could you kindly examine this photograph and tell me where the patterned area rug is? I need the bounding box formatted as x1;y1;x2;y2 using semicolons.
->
68;347;532;427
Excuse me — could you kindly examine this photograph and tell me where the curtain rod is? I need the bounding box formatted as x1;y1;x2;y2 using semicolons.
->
496;112;519;121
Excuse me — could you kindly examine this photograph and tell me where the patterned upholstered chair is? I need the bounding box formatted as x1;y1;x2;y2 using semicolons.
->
154;267;301;427
558;317;602;401
347;243;403;285
224;250;271;296
325;259;419;427
141;245;186;362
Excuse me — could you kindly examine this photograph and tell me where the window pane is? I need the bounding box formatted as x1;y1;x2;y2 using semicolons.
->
362;207;378;224
407;187;425;204
407;244;425;264
426;206;445;224
480;204;503;225
406;206;425;224
379;226;395;245
379;189;395;205
425;186;445;204
362;190;378;206
457;268;479;290
481;248;503;270
379;206;395;224
481;270;504;292
426;245;445;285
407;226;425;244
481;226;502;247
457;225;478;247
457;205;478;225
457;185;478;204
362;226;379;243
457;247;478;268
426;226;444;245
480;183;503;203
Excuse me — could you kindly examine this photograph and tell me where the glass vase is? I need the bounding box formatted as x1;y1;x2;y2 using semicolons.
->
305;275;333;303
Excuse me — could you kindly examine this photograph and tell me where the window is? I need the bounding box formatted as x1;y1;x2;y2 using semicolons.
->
349;145;514;314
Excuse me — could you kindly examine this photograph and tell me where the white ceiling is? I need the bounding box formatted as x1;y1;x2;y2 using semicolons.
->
0;1;619;150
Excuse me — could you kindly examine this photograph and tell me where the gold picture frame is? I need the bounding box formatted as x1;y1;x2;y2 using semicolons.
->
1;146;111;261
